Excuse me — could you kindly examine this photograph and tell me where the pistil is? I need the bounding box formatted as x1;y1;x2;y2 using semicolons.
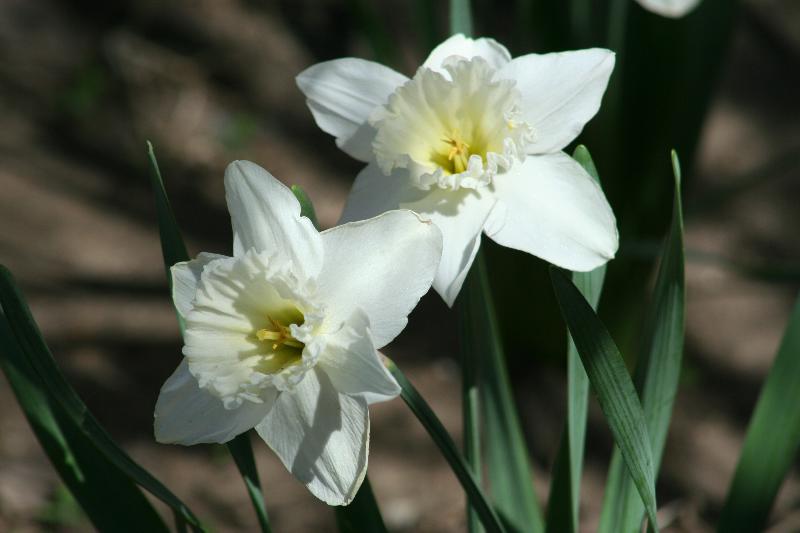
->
256;316;304;351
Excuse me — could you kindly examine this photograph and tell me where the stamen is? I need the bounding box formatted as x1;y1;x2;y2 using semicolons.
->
442;133;471;174
256;316;304;351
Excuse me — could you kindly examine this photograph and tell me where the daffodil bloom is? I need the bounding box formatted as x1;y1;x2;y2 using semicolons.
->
154;161;442;505
635;0;701;18
298;34;619;305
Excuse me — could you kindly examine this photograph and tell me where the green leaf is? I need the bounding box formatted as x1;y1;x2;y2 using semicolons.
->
0;265;200;531
385;358;507;533
546;146;608;533
459;250;543;533
290;185;320;229
598;152;685;533
335;478;388;533
147;142;270;532
717;302;800;529
227;433;272;533
450;0;473;37
550;267;659;533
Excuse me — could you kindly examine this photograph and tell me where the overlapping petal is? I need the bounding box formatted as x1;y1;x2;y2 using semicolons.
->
317;209;442;347
423;34;512;73
403;187;496;307
319;308;400;404
296;58;408;161
171;252;226;321
499;49;615;154
486;153;618;271
154;360;274;445
256;368;369;506
225;161;323;282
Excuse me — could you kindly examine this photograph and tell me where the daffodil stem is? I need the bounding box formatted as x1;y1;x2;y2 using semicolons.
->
385;359;506;533
449;0;474;37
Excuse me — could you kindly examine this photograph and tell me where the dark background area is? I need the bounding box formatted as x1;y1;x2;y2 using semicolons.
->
0;0;799;531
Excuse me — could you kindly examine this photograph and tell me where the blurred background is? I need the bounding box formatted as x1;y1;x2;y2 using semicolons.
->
0;0;799;531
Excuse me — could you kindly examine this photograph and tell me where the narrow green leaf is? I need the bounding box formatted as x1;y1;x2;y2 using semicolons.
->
335;478;388;533
460;250;543;533
227;433;272;533
598;153;685;533
0;265;201;531
450;0;473;37
457;267;483;533
546;146;608;533
0;315;168;532
385;358;506;533
147;141;189;274
291;185;320;229
146;142;268;532
550;267;659;533
717;302;800;530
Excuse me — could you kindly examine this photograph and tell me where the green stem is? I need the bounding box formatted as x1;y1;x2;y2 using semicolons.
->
227;434;272;533
450;0;474;37
385;359;506;533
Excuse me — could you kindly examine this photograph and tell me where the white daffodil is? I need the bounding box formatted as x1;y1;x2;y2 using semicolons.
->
635;0;701;18
297;34;619;306
153;161;442;505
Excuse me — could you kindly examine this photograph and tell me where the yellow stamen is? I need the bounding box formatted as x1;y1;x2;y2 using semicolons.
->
442;133;471;174
256;316;304;351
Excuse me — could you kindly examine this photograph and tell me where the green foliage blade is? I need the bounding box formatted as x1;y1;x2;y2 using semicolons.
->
335;478;388;533
385;358;506;533
550;267;659;532
598;151;685;533
546;146;607;533
461;249;544;533
146;142;269;531
717;302;800;530
0;265;199;531
291;185;320;229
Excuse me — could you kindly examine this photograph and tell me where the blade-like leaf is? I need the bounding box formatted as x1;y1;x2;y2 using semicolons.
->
335;478;388;533
0;311;169;533
598;152;685;533
546;146;608;533
385;358;507;533
457;262;484;533
291;185;320;230
717;300;800;531
0;265;202;531
460;249;544;533
147;142;269;532
550;267;659;532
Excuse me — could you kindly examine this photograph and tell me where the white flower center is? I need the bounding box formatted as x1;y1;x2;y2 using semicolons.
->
184;250;327;408
371;56;533;191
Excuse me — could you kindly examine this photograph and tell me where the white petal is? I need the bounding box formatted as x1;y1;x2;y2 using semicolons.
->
297;58;408;162
319;308;400;404
339;162;415;225
499;49;615;154
635;0;701;18
423;34;512;73
154;360;273;445
225;161;323;281
256;368;369;505
317;210;442;347
486;153;618;271
171;253;227;321
404;187;496;307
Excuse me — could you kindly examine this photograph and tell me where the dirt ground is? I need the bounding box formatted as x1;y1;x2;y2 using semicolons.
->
0;0;799;532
